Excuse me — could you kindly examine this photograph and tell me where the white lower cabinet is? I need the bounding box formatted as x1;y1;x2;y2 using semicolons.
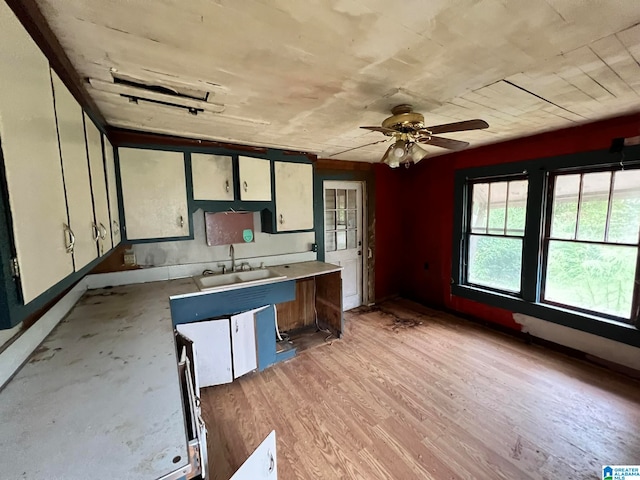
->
177;319;233;387
118;148;189;240
231;310;258;378
230;430;278;480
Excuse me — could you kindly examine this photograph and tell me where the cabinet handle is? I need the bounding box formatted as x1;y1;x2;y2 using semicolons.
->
63;223;75;254
268;450;274;473
179;215;184;228
243;180;248;192
113;220;120;235
279;214;284;225
92;223;100;242
235;321;239;333
99;222;107;240
225;179;230;192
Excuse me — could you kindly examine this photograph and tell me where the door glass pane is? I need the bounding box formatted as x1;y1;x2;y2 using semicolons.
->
347;189;356;209
347;210;357;229
336;189;346;209
577;172;610;242
550;174;580;239
608;170;640;244
325;189;336;209
337;210;347;229
336;231;347;250
544;240;636;318
467;235;522;292
347;230;357;249
487;182;507;234
506;180;528;235
325;211;336;231
325;232;336;252
471;183;489;233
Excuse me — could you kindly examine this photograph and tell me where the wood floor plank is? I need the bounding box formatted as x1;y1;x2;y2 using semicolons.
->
201;299;640;479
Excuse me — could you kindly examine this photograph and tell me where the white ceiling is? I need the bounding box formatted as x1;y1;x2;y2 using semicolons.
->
36;0;640;161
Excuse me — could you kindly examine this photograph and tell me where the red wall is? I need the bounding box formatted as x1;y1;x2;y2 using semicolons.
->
375;112;640;330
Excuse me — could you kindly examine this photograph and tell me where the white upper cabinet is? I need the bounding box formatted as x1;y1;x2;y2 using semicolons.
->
0;3;73;303
118;148;189;240
103;136;121;246
274;162;314;231
192;153;234;201
51;72;97;271
84;114;111;256
239;156;271;201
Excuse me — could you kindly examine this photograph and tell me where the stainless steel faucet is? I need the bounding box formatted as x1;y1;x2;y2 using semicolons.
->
229;244;235;272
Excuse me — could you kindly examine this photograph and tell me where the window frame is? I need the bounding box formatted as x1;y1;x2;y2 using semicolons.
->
451;144;640;348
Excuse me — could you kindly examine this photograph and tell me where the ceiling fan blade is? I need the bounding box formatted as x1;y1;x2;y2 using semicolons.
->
329;138;390;157
424;135;470;150
426;119;489;135
360;126;397;135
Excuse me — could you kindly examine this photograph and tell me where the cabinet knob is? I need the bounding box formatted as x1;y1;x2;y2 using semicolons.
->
235;321;239;333
63;223;75;254
268;450;274;473
113;220;120;235
179;215;184;228
99;222;107;240
279;214;284;225
243;181;248;192
225;179;230;192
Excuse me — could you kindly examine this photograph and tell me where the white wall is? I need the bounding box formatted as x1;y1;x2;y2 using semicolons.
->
514;313;640;371
132;209;316;269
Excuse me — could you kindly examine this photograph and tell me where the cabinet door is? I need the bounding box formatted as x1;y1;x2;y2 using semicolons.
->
84;115;111;256
231;310;257;378
118;148;189;240
176;319;233;387
274;162;314;231
103;136;121;246
239;156;271;201
0;3;73;303
192;153;233;201
51;72;97;271
230;431;277;480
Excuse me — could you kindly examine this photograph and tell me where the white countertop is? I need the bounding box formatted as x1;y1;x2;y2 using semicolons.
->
0;278;194;480
269;260;342;280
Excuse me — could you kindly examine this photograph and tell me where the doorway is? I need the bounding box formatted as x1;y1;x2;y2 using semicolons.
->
323;181;366;311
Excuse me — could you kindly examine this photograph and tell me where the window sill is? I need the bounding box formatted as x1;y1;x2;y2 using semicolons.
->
451;284;640;348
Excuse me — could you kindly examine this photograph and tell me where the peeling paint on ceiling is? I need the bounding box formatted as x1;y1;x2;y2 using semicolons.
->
36;0;640;161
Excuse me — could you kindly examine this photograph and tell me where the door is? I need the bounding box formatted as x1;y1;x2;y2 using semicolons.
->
84;114;111;256
0;2;73;303
176;319;233;387
274;161;313;231
192;153;234;201
103;136;121;246
118;148;189;240
230;430;277;480
231;310;258;378
324;181;364;311
239;156;271;201
51;71;97;271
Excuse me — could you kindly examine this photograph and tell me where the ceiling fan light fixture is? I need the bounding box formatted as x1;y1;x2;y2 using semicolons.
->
390;139;408;158
408;143;428;163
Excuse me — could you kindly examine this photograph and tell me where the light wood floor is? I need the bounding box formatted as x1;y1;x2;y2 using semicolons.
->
201;299;640;479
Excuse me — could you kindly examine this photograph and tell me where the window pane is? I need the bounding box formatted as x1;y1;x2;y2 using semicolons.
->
347;210;357;229
325;232;336;252
471;183;489;233
544;240;636;318
336;231;347;250
337;209;347;229
347;189;356;209
488;182;507;234
337;189;346;209
506;180;528;235
577;172;611;242
347;230;357;249
609;170;640;244
325;211;335;231
467;235;522;292
550;174;580;239
325;189;336;209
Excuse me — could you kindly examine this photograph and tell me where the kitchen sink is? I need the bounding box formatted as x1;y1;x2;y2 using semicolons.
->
194;268;287;292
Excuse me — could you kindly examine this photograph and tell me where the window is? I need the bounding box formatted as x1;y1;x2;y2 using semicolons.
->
453;147;640;339
543;169;640;321
466;179;528;293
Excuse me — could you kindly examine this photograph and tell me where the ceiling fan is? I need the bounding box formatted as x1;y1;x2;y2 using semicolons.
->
333;104;489;168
